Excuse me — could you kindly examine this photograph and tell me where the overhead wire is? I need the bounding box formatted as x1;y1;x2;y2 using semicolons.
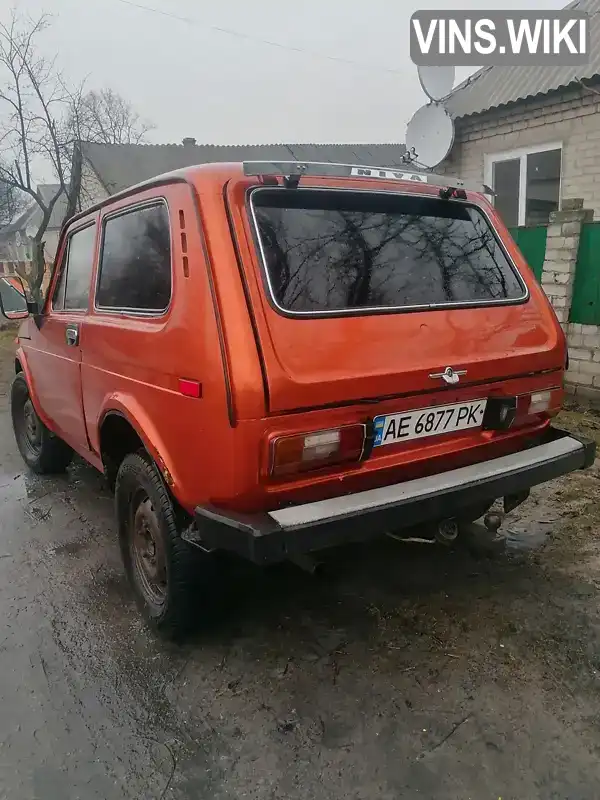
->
113;0;406;76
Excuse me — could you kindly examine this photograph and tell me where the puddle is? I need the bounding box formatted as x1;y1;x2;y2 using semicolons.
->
505;521;553;552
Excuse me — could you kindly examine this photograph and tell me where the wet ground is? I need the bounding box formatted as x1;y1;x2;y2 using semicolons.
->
3;329;600;799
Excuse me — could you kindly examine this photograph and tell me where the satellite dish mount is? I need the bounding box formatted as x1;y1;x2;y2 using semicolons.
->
405;65;456;170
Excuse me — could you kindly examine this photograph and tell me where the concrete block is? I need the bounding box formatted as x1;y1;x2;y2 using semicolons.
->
565;381;600;408
592;350;600;363
553;307;569;323
568;333;584;348
552;271;572;285
556;237;579;250
573;372;594;386
565;369;581;382
542;258;573;273
544;283;569;297
561;198;584;211
581;324;600;335
569;347;594;361
593;375;600;388
578;360;600;376
582;334;600;348
547;295;568;308
562;221;583;236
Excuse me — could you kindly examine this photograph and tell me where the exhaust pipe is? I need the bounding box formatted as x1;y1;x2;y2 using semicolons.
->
435;518;459;545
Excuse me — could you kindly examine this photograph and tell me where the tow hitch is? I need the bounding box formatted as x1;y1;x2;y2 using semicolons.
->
387;496;528;556
434;511;506;554
458;511;508;557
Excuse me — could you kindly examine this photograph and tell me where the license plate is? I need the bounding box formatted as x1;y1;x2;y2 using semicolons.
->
373;399;487;448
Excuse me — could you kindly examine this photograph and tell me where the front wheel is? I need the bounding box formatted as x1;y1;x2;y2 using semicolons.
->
11;374;73;473
115;452;215;640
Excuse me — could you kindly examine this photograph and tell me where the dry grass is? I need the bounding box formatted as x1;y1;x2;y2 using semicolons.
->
0;328;17;350
557;407;600;447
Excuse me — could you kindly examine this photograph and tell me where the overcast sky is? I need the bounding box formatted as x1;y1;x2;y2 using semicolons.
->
3;0;567;147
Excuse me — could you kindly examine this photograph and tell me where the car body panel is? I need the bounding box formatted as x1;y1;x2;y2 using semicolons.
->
12;162;570;520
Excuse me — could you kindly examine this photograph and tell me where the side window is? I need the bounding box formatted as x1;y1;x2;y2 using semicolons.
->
52;255;67;310
96;203;172;312
52;224;97;311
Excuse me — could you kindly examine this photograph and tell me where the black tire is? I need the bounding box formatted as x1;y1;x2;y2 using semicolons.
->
11;373;73;474
115;451;214;640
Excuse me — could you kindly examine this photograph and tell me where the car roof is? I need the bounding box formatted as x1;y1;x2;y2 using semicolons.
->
65;160;493;231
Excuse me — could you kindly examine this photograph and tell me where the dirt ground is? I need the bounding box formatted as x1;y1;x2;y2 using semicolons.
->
2;328;600;800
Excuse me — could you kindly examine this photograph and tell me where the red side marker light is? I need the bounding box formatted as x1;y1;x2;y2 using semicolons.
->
178;378;202;398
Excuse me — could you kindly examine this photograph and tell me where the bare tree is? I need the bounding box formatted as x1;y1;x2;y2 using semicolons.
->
0;11;79;301
0;11;152;303
78;88;153;145
0;174;22;225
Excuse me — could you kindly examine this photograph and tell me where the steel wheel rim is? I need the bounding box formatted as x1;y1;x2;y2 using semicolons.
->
15;393;42;458
130;490;168;608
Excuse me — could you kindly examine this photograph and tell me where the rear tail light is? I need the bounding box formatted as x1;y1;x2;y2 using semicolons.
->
515;388;563;423
270;424;365;478
528;390;555;415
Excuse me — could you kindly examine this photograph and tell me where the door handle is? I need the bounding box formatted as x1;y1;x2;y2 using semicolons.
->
65;324;79;347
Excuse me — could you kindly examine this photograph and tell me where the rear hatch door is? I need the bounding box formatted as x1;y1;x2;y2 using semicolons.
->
232;181;562;414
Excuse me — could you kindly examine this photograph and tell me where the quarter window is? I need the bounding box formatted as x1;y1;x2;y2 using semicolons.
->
52;224;97;311
96;203;171;312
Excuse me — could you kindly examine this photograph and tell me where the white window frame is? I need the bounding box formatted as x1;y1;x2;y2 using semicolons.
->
484;141;563;226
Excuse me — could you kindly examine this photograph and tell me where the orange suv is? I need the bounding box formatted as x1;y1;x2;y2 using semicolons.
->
2;160;595;638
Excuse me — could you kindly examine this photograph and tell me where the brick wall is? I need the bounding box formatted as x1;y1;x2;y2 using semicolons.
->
441;84;600;214
530;198;600;405
564;324;600;392
439;84;600;406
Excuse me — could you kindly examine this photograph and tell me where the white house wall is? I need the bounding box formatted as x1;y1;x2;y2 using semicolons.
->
43;230;60;260
79;161;110;209
439;85;600;216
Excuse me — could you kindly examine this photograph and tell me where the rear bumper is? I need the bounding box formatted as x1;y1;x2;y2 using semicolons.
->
194;427;596;565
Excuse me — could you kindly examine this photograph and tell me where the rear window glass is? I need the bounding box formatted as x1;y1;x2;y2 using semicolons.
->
251;189;525;314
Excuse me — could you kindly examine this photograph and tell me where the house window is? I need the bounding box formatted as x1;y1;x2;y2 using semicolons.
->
486;144;562;227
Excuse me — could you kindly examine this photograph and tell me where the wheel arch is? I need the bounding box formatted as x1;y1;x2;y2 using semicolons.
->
12;347;54;431
98;400;181;497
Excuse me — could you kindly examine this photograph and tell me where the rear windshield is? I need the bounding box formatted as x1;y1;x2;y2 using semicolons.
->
251;188;526;314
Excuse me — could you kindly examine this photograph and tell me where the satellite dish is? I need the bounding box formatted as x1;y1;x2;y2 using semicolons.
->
418;65;455;102
405;103;454;169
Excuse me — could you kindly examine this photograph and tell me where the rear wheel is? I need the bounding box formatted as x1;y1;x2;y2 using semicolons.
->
115;452;215;640
11;374;73;473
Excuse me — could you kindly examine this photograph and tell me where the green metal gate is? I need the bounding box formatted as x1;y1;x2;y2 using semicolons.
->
570;222;600;326
508;226;548;281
